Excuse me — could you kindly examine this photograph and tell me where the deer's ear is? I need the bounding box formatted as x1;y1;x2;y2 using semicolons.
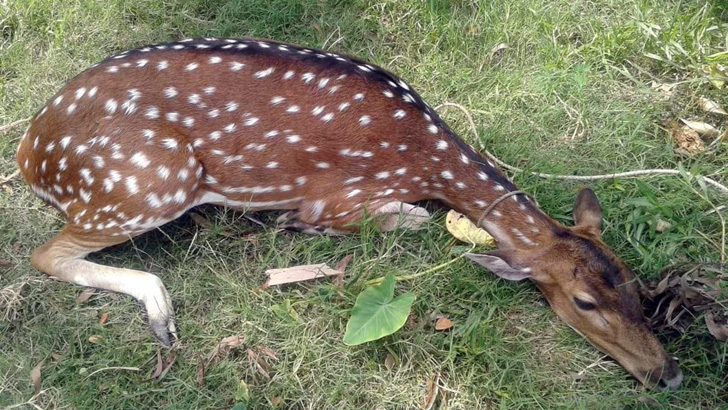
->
465;250;531;281
573;187;602;236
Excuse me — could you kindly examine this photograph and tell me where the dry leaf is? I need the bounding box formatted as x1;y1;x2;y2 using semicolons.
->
0;258;12;269
445;210;495;246
88;335;102;344
680;119;720;137
2;185;12;195
419;373;440;410
650;81;678;99
271;396;282;407
247;348;272;380
263;263;344;288
207;334;246;365
671;124;704;155
152;349;164;379
333;254;353;287
698;97;727;116
648;218;672;233
152;350;177;380
705;313;728;341
490;43;508;55
312;23;324;39
656;219;672;233
435;317;454;331
30;360;43;395
76;288;95;303
642;263;727;340
334;254;353;273
189;212;212;229
99;312;109;325
51;352;63;361
196;357;206;387
257;347;278;361
384;354;395;371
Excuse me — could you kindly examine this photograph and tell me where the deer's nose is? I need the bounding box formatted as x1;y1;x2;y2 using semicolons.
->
652;358;683;390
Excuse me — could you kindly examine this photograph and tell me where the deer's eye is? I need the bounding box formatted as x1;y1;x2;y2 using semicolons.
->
574;297;596;311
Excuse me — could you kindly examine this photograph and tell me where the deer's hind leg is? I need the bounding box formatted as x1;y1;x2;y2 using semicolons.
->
31;227;176;346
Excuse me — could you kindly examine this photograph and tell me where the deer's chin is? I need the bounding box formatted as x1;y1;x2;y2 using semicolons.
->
576;334;683;390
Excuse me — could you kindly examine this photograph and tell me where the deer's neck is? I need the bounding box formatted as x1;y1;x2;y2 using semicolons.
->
430;134;559;250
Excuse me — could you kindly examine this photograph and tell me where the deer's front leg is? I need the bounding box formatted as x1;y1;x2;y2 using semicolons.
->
30;229;177;346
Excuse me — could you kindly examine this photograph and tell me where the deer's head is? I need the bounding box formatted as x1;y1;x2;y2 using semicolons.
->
467;188;683;390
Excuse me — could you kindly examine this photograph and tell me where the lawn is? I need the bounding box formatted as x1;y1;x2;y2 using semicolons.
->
1;0;727;409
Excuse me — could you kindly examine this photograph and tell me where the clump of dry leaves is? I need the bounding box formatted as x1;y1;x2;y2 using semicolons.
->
641;263;728;341
662;94;727;156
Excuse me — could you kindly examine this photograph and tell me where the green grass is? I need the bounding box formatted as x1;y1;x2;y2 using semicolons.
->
1;0;727;409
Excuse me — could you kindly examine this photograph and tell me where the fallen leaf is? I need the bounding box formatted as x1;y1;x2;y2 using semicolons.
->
649;218;672;233
206;333;246;365
0;258;12;269
312;23;324;39
30;360;43;395
705;313;728;341
189;212;212;229
698;97;727;115
641;263;727;340
76;288;95;303
650;81;678;99
257;347;278;361
419;373;440;410
435;317;454;331
680;118;720;137
247;349;272;380
333;254;353;287
196;356;206;387
670;124;704;156
271;396;282;407
490;42;508;55
88;335;102;344
384;354;396;371
2;185;11;195
152;349;164;379
445;210;495;246
263;263;344;288
152;349;177;380
99;312;109;325
704;63;726;89
334;254;353;273
656;219;672;232
235;379;251;404
51;352;63;361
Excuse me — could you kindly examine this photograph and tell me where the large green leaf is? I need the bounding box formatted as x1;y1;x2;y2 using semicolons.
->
343;274;415;346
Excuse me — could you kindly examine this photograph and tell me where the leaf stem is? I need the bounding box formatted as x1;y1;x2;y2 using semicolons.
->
366;245;477;285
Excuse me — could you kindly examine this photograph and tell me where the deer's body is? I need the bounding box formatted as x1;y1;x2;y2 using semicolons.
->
18;37;543;240
17;38;682;390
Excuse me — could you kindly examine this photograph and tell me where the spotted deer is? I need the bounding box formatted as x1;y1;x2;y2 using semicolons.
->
17;37;682;389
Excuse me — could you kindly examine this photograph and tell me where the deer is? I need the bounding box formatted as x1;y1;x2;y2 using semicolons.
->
16;37;683;390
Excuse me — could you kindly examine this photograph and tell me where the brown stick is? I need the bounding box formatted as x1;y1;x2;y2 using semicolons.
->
0;117;31;134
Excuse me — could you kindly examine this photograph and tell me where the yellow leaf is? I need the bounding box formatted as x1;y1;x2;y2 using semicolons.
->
680;119;720;137
698;97;727;116
445;210;495;246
